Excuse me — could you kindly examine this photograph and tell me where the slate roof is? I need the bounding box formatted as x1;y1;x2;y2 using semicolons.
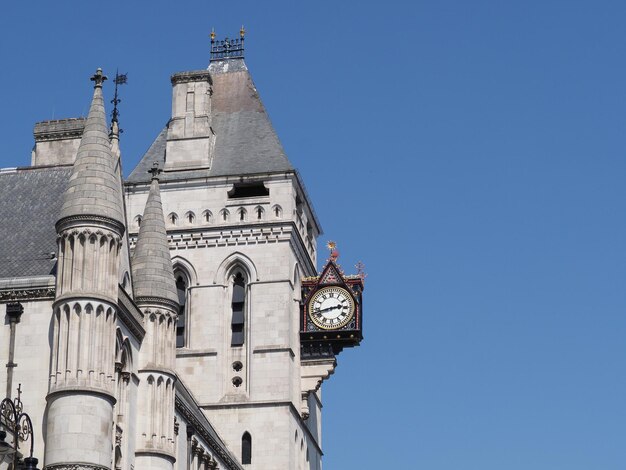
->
127;59;294;183
59;77;125;225
0;166;71;278
131;177;179;304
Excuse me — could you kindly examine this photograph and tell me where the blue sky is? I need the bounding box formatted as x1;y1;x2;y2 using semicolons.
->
1;1;626;468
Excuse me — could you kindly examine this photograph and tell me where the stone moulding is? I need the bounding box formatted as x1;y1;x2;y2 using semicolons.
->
55;214;126;236
135;296;179;313
34;118;86;142
118;286;146;340
170;70;212;85
44;464;110;470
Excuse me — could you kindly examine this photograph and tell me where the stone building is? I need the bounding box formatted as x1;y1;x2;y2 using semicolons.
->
0;34;364;470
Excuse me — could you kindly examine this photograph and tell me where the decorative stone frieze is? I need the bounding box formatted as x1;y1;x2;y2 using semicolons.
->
0;287;55;301
44;464;110;470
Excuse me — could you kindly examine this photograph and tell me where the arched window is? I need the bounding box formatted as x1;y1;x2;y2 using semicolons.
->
175;271;188;347
238;207;247;221
273;205;282;218
185;211;195;224
231;272;246;347
242;432;252;465
255;206;264;220
203;210;212;223
168;213;178;226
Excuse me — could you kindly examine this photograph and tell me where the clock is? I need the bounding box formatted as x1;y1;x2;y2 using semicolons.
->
308;286;355;330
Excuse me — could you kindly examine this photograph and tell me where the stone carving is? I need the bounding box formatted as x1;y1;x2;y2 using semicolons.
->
44;464;110;470
0;288;55;301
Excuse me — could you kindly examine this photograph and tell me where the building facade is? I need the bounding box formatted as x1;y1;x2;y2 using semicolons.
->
0;35;363;470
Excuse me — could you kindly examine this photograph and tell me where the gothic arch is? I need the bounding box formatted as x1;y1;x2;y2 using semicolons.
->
242;431;252;464
202;209;213;223
272;204;283;218
167;212;179;226
214;252;259;284
184;211;196;225
171;255;198;286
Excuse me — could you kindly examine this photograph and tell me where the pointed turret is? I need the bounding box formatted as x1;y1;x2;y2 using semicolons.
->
131;164;178;306
133;165;179;466
46;69;124;470
57;68;125;231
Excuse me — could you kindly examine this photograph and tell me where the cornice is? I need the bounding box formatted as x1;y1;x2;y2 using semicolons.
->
171;70;212;85
135;296;179;313
117;286;145;341
56;214;125;236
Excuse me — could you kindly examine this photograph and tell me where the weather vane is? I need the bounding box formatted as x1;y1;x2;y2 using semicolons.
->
111;70;128;127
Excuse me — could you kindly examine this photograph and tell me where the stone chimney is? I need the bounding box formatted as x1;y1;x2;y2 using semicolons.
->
31;118;85;166
164;70;214;171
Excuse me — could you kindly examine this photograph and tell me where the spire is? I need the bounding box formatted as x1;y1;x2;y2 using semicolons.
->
57;68;125;230
131;164;179;306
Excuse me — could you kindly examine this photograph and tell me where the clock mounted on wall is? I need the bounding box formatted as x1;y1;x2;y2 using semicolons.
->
300;242;364;353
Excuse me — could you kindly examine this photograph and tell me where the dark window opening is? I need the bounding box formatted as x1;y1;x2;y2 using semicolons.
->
231;272;245;346
175;274;187;348
256;207;263;219
242;432;252;465
228;182;269;199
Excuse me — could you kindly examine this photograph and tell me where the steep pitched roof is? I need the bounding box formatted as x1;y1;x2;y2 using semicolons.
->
58;70;125;226
0;167;71;278
131;176;179;305
127;59;293;183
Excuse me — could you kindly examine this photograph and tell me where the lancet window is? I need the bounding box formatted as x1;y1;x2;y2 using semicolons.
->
231;271;246;347
175;270;189;348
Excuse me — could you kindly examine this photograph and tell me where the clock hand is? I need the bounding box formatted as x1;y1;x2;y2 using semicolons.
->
314;304;343;314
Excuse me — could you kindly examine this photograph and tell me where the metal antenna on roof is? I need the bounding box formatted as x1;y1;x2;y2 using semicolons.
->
111;70;128;131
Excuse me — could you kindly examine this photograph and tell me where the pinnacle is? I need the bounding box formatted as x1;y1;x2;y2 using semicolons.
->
131;176;179;305
57;69;125;229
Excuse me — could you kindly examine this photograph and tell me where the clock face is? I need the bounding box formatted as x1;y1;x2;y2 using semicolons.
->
308;286;355;330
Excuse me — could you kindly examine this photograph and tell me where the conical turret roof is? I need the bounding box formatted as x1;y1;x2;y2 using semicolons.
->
57;69;125;228
131;172;178;306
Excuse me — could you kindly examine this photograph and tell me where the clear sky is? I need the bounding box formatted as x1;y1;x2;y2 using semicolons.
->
1;1;625;468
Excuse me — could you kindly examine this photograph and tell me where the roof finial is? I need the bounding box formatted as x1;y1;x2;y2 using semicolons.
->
355;261;367;281
326;241;339;261
90;68;107;88
210;28;246;62
148;161;163;181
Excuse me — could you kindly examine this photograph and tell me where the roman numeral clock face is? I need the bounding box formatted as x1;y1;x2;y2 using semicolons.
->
308;286;355;330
